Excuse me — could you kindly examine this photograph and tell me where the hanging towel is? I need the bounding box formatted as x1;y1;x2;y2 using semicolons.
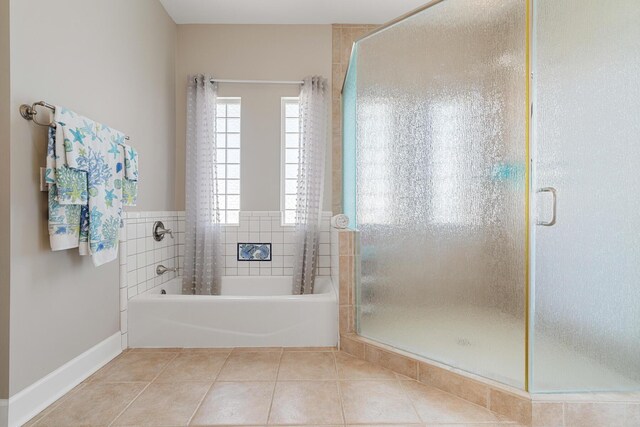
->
122;144;138;206
45;125;89;254
48;107;129;266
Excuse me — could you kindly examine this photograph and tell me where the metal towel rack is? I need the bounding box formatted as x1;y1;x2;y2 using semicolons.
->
19;101;130;140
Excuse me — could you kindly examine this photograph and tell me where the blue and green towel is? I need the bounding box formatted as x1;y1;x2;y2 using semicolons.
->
123;144;138;205
46;107;138;266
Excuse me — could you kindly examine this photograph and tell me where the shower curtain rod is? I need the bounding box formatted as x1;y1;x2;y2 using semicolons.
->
208;78;304;85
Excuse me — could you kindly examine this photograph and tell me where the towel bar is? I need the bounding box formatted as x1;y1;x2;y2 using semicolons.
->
19;101;130;140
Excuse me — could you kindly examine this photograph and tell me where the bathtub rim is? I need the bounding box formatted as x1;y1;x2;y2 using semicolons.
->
133;276;336;301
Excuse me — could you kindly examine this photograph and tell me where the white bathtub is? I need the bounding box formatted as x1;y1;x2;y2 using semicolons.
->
128;276;338;348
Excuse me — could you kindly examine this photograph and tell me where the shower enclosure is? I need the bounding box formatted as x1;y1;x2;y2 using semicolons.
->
343;0;640;392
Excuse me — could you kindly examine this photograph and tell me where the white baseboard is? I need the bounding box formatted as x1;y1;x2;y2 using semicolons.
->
8;332;121;427
0;400;8;427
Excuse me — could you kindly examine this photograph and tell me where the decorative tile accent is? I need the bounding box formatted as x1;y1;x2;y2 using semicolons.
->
238;243;272;261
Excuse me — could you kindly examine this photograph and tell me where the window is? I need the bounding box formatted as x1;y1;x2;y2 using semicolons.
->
215;97;241;224
281;97;300;225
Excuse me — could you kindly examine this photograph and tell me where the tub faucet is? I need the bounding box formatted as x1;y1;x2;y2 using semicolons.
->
156;264;178;276
153;221;173;241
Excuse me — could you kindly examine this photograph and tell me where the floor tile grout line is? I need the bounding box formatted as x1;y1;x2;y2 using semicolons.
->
108;351;179;426
148;351;180;384
29;349;146;426
210;349;233;383
265;348;284;425
396;375;427;424
186;381;216;426
333;350;348;425
29;349;179;425
186;349;233;426
28;382;91;427
106;381;153;427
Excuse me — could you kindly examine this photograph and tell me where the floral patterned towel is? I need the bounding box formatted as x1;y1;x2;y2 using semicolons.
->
46;125;90;254
122;144;138;206
46;107;135;266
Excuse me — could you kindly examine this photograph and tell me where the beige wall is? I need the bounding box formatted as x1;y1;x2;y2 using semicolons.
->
8;0;176;395
175;25;333;212
0;0;10;402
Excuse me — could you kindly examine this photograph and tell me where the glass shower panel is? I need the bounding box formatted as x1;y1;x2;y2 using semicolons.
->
532;0;640;392
355;0;527;387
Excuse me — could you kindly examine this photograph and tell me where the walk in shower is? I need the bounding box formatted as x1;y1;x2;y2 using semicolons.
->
343;0;640;392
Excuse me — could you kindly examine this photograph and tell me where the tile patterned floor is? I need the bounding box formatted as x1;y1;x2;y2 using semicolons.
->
25;348;524;426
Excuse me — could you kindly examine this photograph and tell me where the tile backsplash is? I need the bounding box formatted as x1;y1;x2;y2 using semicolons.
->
119;211;183;349
122;211;182;300
120;210;333;295
222;211;332;277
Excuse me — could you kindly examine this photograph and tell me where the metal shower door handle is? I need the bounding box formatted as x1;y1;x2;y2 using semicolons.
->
536;187;557;226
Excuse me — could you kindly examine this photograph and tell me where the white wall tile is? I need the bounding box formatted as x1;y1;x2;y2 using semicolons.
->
225;244;236;256
127;239;137;254
259;232;271;242
136;223;145;239
136;268;146;285
259;219;272;231
283;244;295;255
127;287;138;299
127;255;137;272
283;231;295;244
284;255;294;268
127;271;137;288
319;243;330;256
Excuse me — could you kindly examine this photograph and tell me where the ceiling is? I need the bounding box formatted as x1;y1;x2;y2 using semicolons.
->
159;0;429;25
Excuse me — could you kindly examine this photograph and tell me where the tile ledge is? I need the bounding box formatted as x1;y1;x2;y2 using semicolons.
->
343;333;640;407
345;333;528;399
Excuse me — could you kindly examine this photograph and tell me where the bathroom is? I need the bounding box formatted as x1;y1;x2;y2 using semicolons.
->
1;0;639;426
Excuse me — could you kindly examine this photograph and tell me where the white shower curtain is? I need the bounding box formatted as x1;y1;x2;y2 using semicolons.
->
292;76;329;295
183;74;224;295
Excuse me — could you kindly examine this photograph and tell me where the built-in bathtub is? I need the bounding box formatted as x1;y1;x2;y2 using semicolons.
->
128;276;338;348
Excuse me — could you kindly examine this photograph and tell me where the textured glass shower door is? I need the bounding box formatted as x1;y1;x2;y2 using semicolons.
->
354;0;528;388
531;0;640;392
